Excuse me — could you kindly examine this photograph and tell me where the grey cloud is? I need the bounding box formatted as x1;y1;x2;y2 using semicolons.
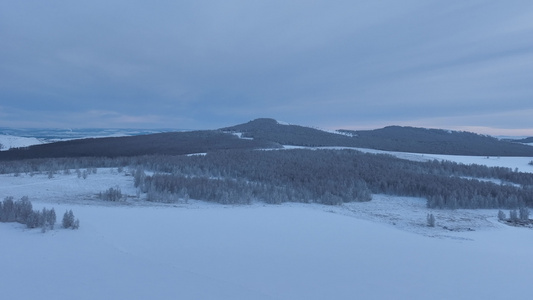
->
1;0;533;134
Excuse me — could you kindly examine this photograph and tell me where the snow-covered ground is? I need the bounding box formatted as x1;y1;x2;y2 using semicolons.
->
0;128;178;151
226;131;254;140
1;154;533;299
356;147;533;173
281;145;533;173
0;134;45;150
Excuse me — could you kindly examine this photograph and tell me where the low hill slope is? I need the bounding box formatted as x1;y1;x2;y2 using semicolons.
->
343;126;533;156
0;130;279;160
0;135;44;150
221;118;358;147
509;137;533;144
222;118;533;156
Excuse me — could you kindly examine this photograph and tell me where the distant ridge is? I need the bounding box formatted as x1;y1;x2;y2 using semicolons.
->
1;118;532;160
222;118;533;156
0;130;278;160
507;137;533;144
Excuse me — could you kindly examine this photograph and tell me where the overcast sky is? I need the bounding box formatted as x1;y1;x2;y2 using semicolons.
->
1;1;532;135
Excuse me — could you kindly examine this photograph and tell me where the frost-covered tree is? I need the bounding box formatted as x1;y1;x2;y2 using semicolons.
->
509;210;518;222
427;213;436;227
62;210;79;229
99;187;122;202
15;196;33;224
47;208;56;229
26;210;41;228
0;196;70;231
40;207;57;230
498;210;506;221
519;207;529;221
72;218;80;229
2;196;15;222
62;210;74;228
133;167;146;188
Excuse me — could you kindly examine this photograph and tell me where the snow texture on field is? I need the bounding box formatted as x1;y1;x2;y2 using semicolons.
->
1;154;533;299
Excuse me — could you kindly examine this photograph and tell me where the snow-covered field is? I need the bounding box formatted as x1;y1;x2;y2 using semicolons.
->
1;155;533;299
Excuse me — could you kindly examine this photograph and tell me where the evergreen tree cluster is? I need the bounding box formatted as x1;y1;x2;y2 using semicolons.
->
0;196;79;231
132;149;532;208
142;173;371;205
62;210;80;229
1;196;56;231
98;187;123;202
1;149;532;209
498;208;530;225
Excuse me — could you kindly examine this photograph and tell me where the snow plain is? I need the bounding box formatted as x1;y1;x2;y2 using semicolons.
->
1;154;533;299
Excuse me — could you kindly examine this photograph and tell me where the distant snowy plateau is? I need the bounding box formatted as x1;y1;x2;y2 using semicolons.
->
1;131;533;299
0;128;175;150
0;134;45;150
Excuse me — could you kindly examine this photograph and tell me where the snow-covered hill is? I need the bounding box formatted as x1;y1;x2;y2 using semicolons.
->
0;134;44;150
0;128;180;151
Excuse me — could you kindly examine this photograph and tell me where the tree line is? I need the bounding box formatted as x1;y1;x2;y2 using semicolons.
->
1;149;532;209
0;196;79;231
132;149;533;208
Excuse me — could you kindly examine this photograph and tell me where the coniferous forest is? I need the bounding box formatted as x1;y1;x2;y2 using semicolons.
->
1;148;532;209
